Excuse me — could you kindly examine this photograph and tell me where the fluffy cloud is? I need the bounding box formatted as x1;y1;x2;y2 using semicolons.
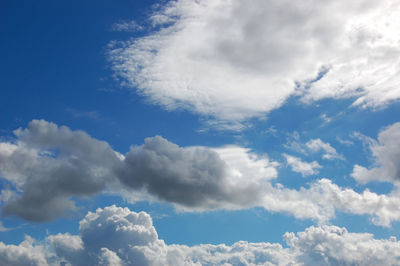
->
0;236;51;266
109;0;400;127
283;153;322;177
260;178;400;227
284;225;400;266
1;206;400;265
118;138;278;211
352;122;400;185
0;120;122;221
0;120;277;221
1;120;400;226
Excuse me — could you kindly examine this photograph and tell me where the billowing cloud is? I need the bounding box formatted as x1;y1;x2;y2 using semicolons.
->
352;122;400;185
0;236;50;266
118;138;278;211
0;120;277;221
284;225;400;266
283;153;322;177
1;206;400;265
109;0;400;127
1;120;400;226
0;120;122;221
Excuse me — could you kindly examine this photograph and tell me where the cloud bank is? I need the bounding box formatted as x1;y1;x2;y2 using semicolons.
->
109;0;400;127
0;120;277;221
1;120;400;226
1;205;399;266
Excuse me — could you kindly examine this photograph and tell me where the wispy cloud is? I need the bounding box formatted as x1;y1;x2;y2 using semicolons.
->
337;136;354;146
283;153;322;177
111;21;144;32
306;138;344;160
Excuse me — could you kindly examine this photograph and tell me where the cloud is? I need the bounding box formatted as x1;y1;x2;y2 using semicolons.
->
336;137;354;146
285;136;343;160
1;120;400;226
1;205;400;265
0;120;278;221
283;153;322;177
0;221;11;232
352;122;400;185
118;138;278;211
111;21;143;32
260;177;400;227
305;139;343;160
0;120;122;221
0;235;50;266
109;0;400;127
284;225;400;266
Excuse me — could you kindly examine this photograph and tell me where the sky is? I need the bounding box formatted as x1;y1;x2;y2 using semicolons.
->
1;0;400;265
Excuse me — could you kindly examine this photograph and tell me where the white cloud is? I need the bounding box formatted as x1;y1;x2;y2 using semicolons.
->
109;0;400;127
283;153;322;177
0;235;51;266
98;248;123;266
306;139;343;160
1;206;400;265
284;225;400;266
352;122;400;185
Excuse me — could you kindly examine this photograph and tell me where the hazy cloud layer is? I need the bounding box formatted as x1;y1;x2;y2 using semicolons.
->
352;122;400;185
109;0;400;127
1;205;399;266
1;120;400;226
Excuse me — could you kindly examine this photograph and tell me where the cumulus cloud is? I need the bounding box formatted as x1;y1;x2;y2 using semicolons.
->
109;0;400;127
1;205;400;265
0;120;122;221
0;235;51;266
118;138;278;211
352;122;400;185
0;120;278;221
305;139;343;160
1;120;400;226
260;177;400;227
283;153;322;177
284;225;400;266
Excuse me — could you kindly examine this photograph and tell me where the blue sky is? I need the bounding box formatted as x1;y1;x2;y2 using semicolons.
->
1;0;400;265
